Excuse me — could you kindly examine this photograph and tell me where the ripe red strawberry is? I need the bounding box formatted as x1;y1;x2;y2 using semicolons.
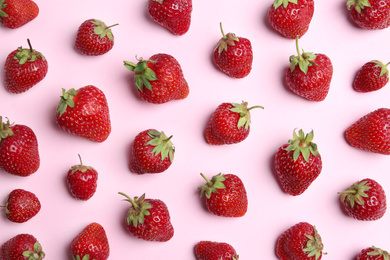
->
67;154;98;200
353;60;389;92
205;101;263;145
357;246;389;260
345;108;390;154
75;18;118;56
347;0;390;30
267;0;315;39
0;117;39;177
55;85;111;142
70;222;110;260
119;192;174;242
213;23;253;78
124;53;189;104
4;39;48;94
148;0;192;35
0;0;38;29
1;233;45;260
274;129;322;196
195;241;239;260
2;189;40;223
129;129;174;174
277;222;324;260
338;178;387;221
198;173;248;217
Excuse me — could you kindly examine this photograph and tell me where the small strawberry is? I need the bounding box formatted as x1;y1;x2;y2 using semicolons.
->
276;222;324;260
205;101;263;145
0;117;40;177
75;18;118;56
198;173;248;217
4;39;48;94
70;222;110;260
357;246;389;260
338;178;387;221
67;154;98;200
274;129;322;196
124;53;189;104
148;0;192;35
267;0;315;39
345;108;390;155
195;241;239;260
0;233;45;260
55;85;111;142
0;0;38;29
347;0;390;30
1;189;40;223
213;23;253;78
119;192;174;242
353;60;389;92
129;129;174;174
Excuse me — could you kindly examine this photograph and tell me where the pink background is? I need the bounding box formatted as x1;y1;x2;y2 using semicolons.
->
1;0;390;259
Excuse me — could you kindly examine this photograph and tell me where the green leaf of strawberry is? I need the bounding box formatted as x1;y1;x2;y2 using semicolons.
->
123;59;157;91
199;173;226;198
118;192;153;227
347;0;371;13
230;102;264;130
56;88;78;116
147;130;174;162
284;129;320;162
338;180;372;207
289;37;317;75
366;247;390;260
273;0;298;9
0;117;14;141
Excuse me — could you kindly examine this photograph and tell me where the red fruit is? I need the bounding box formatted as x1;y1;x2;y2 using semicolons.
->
338;178;387;221
198;173;248;217
353;60;389;92
55;85;111;142
0;117;40;177
274;129;322;196
70;222;110;260
0;0;38;29
357;246;389;260
2;189;40;223
124;53;189;104
347;0;390;30
0;233;45;260
267;0;315;39
195;241;239;260
129;129;174;174
276;222;324;260
75;18;118;56
148;0;192;35
213;23;253;78
119;192;174;242
4;39;48;94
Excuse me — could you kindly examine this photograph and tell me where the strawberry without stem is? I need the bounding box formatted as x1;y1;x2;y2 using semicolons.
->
347;0;390;30
0;0;38;29
195;241;239;260
357;246;390;260
1;234;45;260
2;189;40;223
353;60;389;92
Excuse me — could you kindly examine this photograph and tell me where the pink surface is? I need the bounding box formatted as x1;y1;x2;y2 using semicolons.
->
1;0;390;259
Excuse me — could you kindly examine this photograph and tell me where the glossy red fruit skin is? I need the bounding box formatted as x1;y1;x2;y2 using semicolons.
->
356;247;389;260
5;189;41;223
349;0;390;30
0;0;39;29
353;61;389;92
67;167;98;200
0;234;45;260
195;241;238;260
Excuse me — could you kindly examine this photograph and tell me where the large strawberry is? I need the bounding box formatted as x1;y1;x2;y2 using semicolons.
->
338;178;387;221
148;0;192;35
1;233;45;260
124;53;189;104
286;37;333;101
119;192;174;242
2;189;41;223
213;23;253;78
357;246;389;260
4;39;48;94
353;60;389;92
0;117;39;177
347;0;390;30
276;222;324;260
195;241;239;260
129;129;174;174
267;0;315;39
55;85;111;142
274;129;322;196
0;0;38;29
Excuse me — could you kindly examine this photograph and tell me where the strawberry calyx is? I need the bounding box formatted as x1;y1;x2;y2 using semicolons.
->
338;180;372;208
119;192;153;227
216;22;239;55
151;0;164;3
56;88;78;116
70;154;94;174
373;60;390;78
147;130;175;162
230;101;264;130
14;39;45;65
0;0;8;18
0;116;14;141
123;58;157;91
22;241;45;260
91;19;118;41
367;247;390;260
347;0;371;13
289;37;317;75
198;173;226;198
303;226;324;260
273;0;298;9
284;129;320;162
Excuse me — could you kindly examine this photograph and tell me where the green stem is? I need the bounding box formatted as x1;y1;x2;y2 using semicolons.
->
219;22;226;40
118;192;139;209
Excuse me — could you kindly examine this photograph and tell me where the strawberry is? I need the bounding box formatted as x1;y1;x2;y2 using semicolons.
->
357;246;389;260
267;0;315;39
353;60;389;92
70;222;110;260
148;0;192;35
198;173;248;217
276;222;324;260
0;117;39;177
338;178;387;221
213;23;253;78
1;233;45;260
4;39;48;94
1;189;40;223
347;0;390;30
119;192;174;242
195;241;239;260
205;101;263;145
55;85;111;142
286;37;333;101
67;154;98;200
274;129;322;196
345;108;390;155
129;129;174;174
75;18;118;56
124;53;189;104
0;0;38;29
